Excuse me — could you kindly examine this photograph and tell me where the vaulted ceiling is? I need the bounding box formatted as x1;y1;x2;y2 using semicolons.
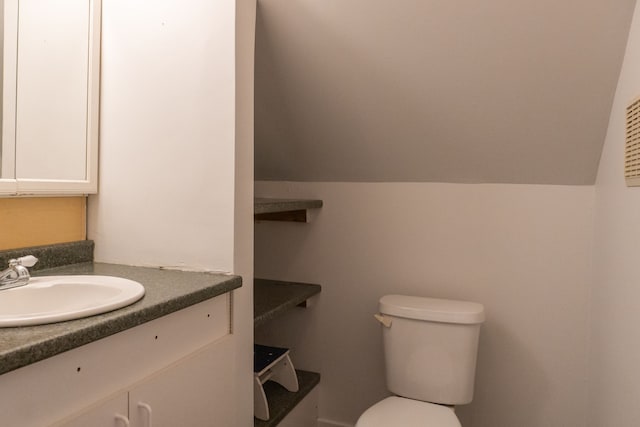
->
255;0;637;184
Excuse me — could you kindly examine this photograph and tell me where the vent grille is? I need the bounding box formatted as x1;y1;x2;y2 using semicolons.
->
626;97;640;186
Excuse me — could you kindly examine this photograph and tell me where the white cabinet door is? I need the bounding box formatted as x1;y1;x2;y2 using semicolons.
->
129;336;235;427
0;0;100;196
53;392;129;427
55;337;235;427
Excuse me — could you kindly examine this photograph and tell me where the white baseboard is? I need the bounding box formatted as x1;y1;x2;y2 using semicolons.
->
317;418;355;427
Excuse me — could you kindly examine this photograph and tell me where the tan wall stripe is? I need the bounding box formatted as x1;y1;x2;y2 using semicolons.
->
0;197;86;250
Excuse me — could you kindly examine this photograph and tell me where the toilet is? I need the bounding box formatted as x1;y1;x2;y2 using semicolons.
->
356;294;485;427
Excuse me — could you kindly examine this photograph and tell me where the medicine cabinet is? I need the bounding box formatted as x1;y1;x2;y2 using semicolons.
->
0;0;100;196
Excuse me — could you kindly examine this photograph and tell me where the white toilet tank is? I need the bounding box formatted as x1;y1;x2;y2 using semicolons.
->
379;295;485;405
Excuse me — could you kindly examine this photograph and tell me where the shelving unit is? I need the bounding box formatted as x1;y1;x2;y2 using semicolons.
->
253;197;323;427
253;279;322;426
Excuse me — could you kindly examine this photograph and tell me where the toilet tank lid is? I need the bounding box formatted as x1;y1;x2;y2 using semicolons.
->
379;295;485;324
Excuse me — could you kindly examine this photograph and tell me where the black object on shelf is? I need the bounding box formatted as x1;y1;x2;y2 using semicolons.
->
254;344;289;373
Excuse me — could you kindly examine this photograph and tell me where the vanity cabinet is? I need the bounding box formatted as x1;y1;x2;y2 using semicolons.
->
56;337;234;427
0;293;234;427
253;198;323;427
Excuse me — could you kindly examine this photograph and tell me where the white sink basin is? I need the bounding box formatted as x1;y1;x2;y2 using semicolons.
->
0;275;145;327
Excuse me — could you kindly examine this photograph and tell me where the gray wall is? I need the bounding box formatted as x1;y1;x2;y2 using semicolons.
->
592;2;640;425
255;0;636;184
255;181;594;426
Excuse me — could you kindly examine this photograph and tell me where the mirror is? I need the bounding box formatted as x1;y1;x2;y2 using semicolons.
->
0;0;100;196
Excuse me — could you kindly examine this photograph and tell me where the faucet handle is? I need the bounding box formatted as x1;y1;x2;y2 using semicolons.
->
10;255;38;268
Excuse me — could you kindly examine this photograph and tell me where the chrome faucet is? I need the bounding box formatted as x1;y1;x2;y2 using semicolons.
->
0;255;38;290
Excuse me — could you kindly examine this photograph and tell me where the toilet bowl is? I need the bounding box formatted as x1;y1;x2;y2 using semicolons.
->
355;294;484;427
355;397;461;427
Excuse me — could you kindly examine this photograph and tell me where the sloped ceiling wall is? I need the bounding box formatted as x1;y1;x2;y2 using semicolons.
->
255;0;637;184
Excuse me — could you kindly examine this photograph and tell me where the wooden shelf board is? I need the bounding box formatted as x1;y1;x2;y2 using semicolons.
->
254;198;323;222
254;278;321;327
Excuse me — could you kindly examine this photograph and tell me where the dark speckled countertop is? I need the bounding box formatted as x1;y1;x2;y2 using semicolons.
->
254;278;321;327
0;262;241;375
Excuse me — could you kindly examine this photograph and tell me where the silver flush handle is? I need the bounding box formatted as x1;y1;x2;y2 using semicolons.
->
374;313;392;328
